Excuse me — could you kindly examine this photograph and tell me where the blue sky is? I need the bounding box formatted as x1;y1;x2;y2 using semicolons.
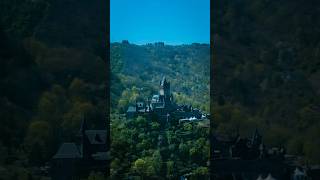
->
111;0;210;45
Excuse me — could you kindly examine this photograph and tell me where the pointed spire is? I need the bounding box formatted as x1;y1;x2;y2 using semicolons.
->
256;175;263;180
253;128;261;139
265;173;276;180
160;76;166;86
252;128;262;146
79;114;88;135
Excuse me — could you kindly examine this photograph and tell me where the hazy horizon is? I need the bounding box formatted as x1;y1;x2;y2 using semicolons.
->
111;0;210;45
110;40;210;46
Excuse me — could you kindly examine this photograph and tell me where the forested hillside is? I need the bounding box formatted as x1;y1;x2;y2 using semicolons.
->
1;0;107;179
212;0;320;163
1;0;320;179
111;42;210;113
110;42;210;179
1;0;210;175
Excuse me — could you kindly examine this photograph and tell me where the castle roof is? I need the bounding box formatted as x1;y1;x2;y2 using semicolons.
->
53;143;81;159
79;118;88;135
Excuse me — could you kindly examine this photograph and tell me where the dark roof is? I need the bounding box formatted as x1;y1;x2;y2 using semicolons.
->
127;106;136;113
53;143;81;159
85;130;107;144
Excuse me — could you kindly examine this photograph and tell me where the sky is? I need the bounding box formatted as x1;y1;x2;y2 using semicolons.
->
111;0;210;45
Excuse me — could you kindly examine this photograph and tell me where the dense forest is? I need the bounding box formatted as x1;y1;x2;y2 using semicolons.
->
110;42;210;179
1;0;320;179
110;42;210;112
212;0;320;164
1;0;107;179
0;0;210;177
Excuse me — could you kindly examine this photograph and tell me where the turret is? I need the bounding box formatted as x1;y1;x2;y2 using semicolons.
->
159;76;171;106
159;76;170;96
251;128;262;148
79;118;90;159
79;118;88;136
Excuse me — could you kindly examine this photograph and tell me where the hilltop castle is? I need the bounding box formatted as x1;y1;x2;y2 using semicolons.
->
126;76;205;125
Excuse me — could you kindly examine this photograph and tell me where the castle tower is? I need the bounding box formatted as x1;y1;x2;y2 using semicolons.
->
159;76;171;106
251;128;262;148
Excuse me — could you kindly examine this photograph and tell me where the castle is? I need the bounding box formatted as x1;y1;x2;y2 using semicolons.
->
126;76;205;125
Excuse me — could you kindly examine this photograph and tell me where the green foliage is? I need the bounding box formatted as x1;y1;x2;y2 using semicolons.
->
87;172;106;180
151;122;160;131
111;113;209;179
133;159;147;174
25;121;51;165
166;160;175;179
183;123;193;131
2;1;320;180
109;63;211;177
1;0;107;178
36;85;69;125
69;78;90;102
110;42;210;113
131;156;159;178
190;167;209;180
62;101;95;133
213;0;320;164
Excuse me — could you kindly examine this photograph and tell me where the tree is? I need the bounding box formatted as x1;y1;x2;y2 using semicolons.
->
178;142;189;159
166;161;175;179
152;150;162;175
132;159;146;178
87;171;105;180
62;101;95;135
24;121;51;165
36;85;69;125
68;78;90;102
190;167;208;180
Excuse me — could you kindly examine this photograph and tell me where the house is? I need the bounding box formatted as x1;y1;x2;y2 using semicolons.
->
50;119;109;180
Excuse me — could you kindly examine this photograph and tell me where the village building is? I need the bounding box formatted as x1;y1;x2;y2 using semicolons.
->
50;119;109;180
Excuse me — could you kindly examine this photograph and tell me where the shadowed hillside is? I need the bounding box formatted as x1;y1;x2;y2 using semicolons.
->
1;0;107;179
212;0;320;164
